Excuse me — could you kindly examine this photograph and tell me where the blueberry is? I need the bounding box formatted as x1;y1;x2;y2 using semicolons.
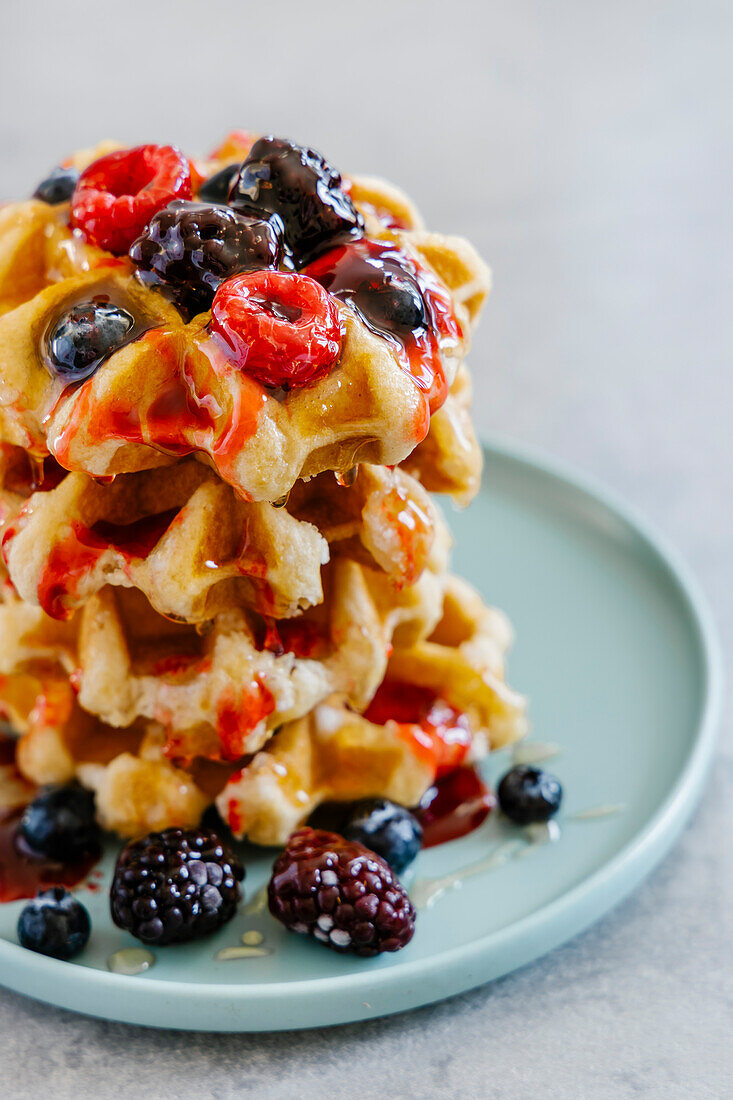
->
229;135;364;266
19;783;99;861
17;887;91;960
353;271;427;335
342;798;423;873
46;297;135;381
198;163;240;204
497;765;563;825
33;166;79;205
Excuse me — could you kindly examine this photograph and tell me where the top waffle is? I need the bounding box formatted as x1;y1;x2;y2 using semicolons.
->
0;135;490;503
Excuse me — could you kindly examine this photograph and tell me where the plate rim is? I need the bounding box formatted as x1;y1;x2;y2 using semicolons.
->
0;437;723;1031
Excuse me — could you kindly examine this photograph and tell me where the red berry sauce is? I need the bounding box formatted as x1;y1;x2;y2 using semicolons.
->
415;765;496;849
0;735;100;902
364;679;473;779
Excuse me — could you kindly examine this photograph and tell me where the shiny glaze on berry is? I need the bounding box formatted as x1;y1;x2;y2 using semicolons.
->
130;201;283;318
45;297;135;382
0;807;100;902
305;239;461;414
229;135;364;266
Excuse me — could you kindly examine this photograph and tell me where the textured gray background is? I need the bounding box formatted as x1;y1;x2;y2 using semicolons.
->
0;1;731;1096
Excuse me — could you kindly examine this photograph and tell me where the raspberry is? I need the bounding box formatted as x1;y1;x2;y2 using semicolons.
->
268;828;416;957
110;827;244;945
210;270;342;390
70;144;193;254
129;201;282;318
229;136;364;266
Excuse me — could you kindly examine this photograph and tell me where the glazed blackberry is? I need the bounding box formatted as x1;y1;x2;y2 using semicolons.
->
497;765;563;825
342;799;423;873
198;163;240;204
19;783;99;861
129;200;282;317
33;165;79;205
268;827;415;957
17;887;91;960
110;827;244;945
229;136;364;266
46;297;135;381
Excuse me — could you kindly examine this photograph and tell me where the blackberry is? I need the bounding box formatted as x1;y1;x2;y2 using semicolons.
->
17;887;91;960
46;297;135;381
497;765;563;826
129;200;282;317
33;165;79;205
342;798;423;873
19;783;99;861
110;827;244;946
229;136;364;266
268;827;415;957
198;163;240;204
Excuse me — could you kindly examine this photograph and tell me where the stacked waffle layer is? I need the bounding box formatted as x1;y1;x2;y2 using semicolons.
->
0;134;526;845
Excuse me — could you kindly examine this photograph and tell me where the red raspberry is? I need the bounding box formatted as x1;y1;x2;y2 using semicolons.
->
210;271;342;389
268;827;416;957
70;144;193;254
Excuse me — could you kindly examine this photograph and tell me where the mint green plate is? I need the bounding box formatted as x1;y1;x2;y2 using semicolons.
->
0;441;721;1031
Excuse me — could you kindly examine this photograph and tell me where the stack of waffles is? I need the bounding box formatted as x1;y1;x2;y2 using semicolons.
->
0;136;527;846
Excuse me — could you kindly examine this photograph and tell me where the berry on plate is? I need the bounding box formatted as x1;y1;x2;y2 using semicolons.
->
268;827;416;957
210;269;342;389
342;798;423;873
129;200;282;317
497;765;563;825
17;887;91;960
19;783;99;861
110;827;244;946
229;135;364;266
70;144;193;254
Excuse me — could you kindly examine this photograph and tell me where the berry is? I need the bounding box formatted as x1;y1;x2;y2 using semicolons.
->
33;165;79;205
268;827;416;957
19;783;99;861
229;135;364;266
70;144;193;254
129;200;282;317
110;827;244;945
342;799;422;873
305;239;428;342
197;163;240;204
497;765;563;826
45;297;134;381
17;887;91;960
210;270;342;389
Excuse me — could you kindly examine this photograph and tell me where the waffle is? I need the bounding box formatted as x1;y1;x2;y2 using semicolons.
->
0;156;489;505
217;576;527;844
2;460;439;623
0;133;527;852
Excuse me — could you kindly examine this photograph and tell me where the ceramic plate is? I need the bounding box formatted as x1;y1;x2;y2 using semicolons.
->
0;440;721;1031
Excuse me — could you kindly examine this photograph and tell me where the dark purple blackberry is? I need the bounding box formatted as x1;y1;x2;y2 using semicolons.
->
19;783;99;861
17;887;91;960
46;297;135;381
228;136;364;266
110;827;244;946
197;163;240;204
498;765;563;825
33;165;79;205
268;827;415;957
130;200;282;318
342;798;423;873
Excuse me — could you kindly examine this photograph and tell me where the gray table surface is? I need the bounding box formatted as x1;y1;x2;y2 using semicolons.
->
1;1;731;1096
